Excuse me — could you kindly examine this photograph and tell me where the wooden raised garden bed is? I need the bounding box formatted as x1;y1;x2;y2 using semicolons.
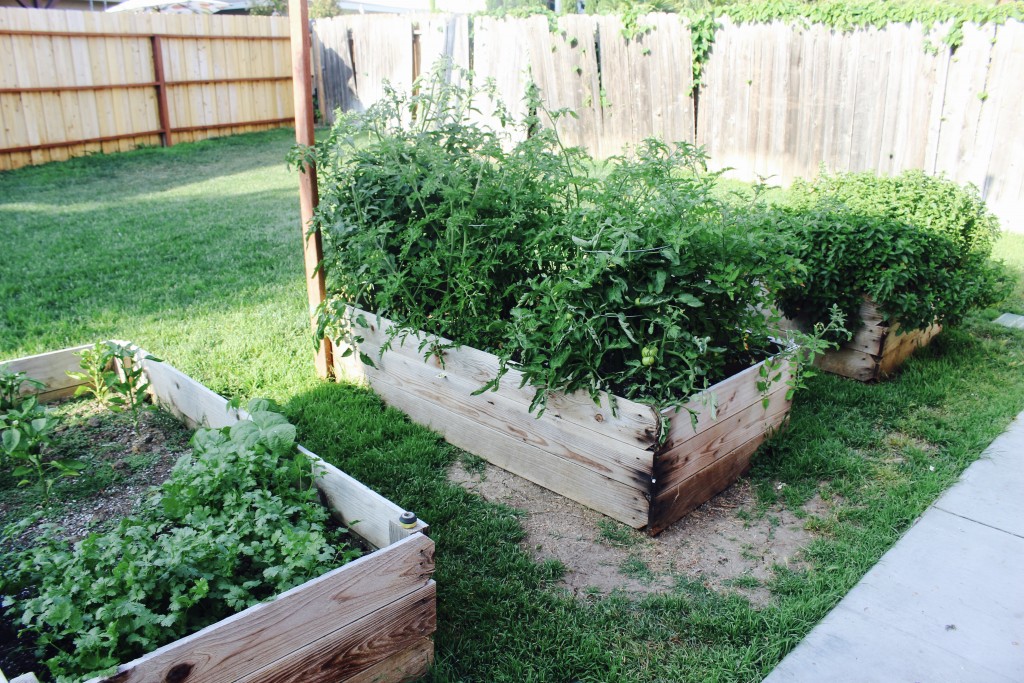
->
335;309;795;535
2;344;436;683
786;299;941;382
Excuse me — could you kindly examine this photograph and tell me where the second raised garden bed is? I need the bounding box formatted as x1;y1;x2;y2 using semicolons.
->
335;309;794;535
783;299;941;382
2;344;435;683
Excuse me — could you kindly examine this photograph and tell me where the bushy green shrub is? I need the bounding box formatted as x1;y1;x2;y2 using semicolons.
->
306;69;814;415
770;171;1012;334
1;401;359;683
788;169;1001;255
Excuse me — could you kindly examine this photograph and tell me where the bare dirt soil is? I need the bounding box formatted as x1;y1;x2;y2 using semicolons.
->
450;459;829;606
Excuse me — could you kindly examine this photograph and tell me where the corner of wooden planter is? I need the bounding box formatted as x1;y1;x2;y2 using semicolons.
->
646;355;796;535
792;299;943;382
2;345;436;683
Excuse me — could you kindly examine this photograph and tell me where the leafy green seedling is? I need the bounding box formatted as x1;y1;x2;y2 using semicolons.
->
0;364;45;412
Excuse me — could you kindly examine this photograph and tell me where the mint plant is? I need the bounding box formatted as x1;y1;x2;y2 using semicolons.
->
770;171;1013;335
1;400;359;683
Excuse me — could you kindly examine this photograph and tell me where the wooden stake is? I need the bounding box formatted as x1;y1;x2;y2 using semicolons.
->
290;0;333;379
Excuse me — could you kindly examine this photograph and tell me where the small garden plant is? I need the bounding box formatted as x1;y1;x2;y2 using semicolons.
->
0;368;84;502
1;398;360;683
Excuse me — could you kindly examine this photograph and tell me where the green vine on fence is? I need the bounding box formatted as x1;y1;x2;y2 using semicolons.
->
483;0;1024;94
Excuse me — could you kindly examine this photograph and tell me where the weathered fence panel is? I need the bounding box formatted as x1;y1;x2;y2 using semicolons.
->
0;7;291;171
313;13;466;125
931;20;1024;223
697;18;948;185
311;12;694;156
696;17;1022;228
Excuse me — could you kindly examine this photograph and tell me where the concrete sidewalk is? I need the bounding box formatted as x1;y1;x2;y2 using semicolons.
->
764;411;1024;683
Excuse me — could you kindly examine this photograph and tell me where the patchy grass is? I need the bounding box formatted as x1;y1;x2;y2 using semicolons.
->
2;134;1023;682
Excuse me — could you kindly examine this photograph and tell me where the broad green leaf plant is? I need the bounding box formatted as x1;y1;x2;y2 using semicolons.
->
1;400;360;683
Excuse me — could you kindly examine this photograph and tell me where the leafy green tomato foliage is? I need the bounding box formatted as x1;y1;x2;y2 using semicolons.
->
1;400;359;683
307;66;809;416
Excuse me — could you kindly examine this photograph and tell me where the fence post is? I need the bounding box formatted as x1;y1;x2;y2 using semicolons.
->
150;35;172;147
290;0;333;380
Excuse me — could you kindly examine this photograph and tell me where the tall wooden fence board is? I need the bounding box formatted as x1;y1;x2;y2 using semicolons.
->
0;7;291;171
694;17;1024;228
932;20;1024;222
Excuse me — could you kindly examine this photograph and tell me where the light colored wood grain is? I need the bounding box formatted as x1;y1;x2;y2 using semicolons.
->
234;582;435;683
878;324;941;377
91;534;434;683
339;308;659;450
358;365;650;527
649;425;770;534
300;444;429;550
353;338;654;491
656;380;791;486
815;346;880;382
973;20;1024;216
3;344;92;402
661;356;793;442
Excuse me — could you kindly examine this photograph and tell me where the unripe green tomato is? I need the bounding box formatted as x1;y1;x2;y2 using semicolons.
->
642;356;655;367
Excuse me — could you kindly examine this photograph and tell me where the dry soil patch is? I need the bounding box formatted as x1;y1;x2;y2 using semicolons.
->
450;460;827;606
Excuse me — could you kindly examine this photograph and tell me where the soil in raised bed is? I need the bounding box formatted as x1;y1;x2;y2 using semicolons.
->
0;399;193;681
449;459;830;607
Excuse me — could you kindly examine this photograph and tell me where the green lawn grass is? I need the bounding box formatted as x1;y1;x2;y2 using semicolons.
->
2;131;1023;682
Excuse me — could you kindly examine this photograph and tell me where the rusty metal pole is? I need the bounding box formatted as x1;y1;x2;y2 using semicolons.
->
289;0;333;379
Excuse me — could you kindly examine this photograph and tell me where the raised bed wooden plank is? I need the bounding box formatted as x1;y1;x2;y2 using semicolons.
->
877;323;941;376
234;581;436;683
655;381;792;486
649;429;773;535
660;357;794;442
138;354;245;429
359;339;654;490
299;445;426;550
815;346;880;382
345;637;433;683
3;344;90;402
340;308;660;450
338;309;798;532
362;366;650;528
93;533;434;683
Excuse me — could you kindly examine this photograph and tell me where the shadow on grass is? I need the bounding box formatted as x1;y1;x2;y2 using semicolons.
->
0;128;299;201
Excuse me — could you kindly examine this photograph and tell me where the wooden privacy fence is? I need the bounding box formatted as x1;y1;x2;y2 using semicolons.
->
0;7;292;171
312;13;1023;229
697;17;1024;228
311;12;695;158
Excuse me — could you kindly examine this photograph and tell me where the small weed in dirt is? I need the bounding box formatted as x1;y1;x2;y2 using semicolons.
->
596;519;642;548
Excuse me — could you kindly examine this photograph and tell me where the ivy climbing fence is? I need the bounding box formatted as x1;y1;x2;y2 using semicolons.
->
311;12;1023;229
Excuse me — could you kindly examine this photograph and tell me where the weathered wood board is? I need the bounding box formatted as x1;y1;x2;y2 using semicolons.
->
1;345;435;683
335;308;794;533
785;299;941;382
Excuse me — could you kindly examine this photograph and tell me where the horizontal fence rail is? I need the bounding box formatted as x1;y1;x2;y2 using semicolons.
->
1;8;1019;230
0;7;293;170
